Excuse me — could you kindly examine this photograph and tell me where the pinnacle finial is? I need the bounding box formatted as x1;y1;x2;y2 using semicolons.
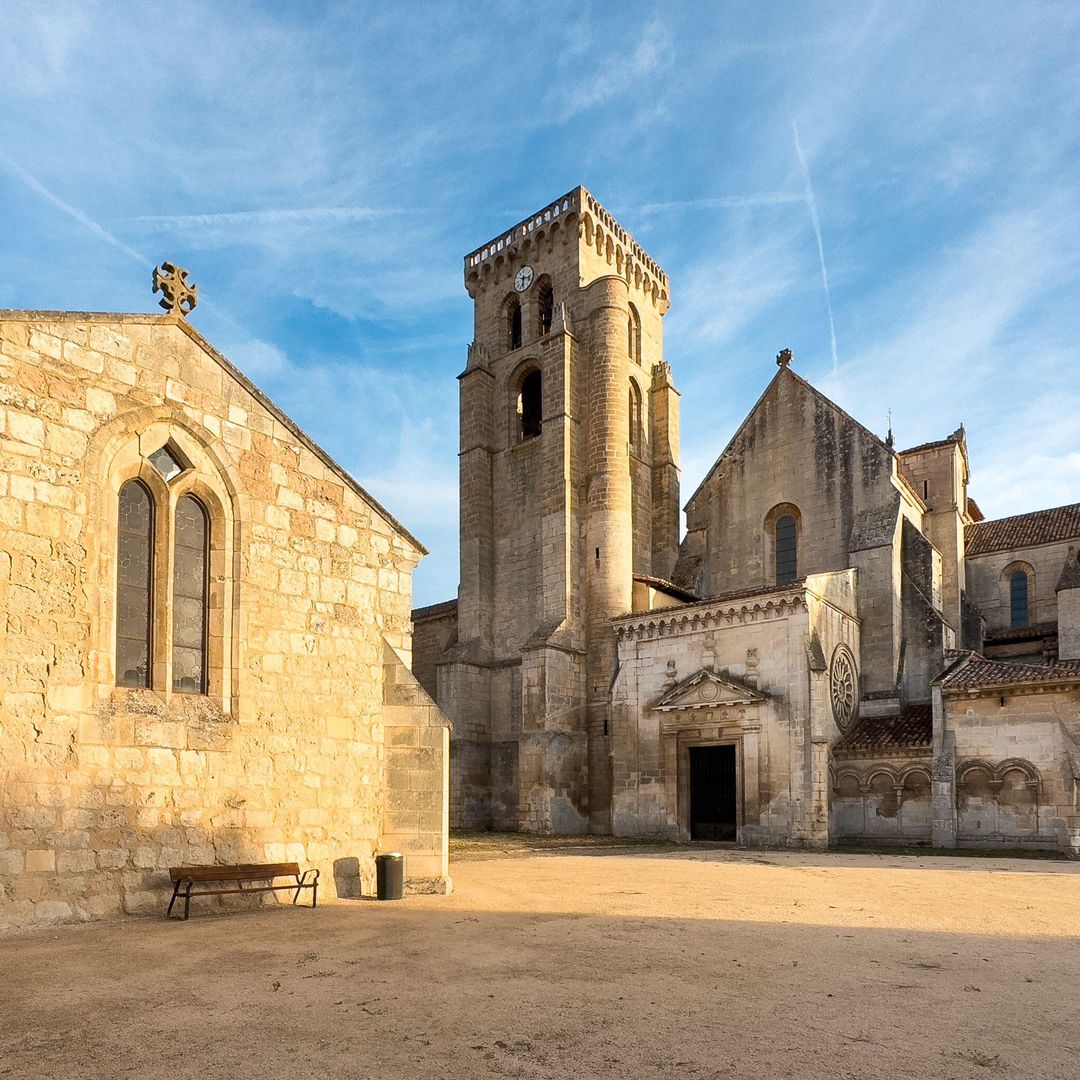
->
153;261;198;316
776;348;793;368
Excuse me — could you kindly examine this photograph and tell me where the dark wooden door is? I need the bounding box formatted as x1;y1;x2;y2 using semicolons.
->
689;745;737;841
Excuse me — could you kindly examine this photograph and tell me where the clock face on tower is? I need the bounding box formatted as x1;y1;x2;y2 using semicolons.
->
514;266;534;293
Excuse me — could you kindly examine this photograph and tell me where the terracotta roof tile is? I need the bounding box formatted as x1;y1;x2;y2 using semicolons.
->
966;503;1080;557
833;704;932;754
940;657;1080;690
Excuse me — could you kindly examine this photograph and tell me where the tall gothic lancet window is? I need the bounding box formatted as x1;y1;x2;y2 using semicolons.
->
116;480;154;687
172;495;209;693
775;515;798;586
518;369;542;441
1010;569;1029;629
507;295;522;350
537;276;554;336
628;303;641;363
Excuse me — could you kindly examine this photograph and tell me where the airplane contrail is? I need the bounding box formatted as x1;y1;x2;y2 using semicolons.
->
790;119;839;374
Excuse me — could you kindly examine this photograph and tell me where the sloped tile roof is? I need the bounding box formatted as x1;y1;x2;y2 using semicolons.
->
941;657;1080;690
833;704;932;754
966;503;1080;556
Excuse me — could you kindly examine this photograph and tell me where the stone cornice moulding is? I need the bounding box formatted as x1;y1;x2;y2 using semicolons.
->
614;587;808;641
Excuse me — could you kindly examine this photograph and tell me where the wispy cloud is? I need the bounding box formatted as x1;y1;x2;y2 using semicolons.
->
0;149;147;265
544;18;675;122
633;193;805;214
129;207;408;230
790;119;839;375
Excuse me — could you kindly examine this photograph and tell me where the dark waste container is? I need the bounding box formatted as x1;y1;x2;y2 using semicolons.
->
375;852;404;900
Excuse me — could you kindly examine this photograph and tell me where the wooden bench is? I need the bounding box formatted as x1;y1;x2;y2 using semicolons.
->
166;862;319;920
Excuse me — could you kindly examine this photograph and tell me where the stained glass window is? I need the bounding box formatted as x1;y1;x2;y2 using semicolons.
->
116;480;153;687
1010;569;1029;629
775;515;798;586
172;495;208;693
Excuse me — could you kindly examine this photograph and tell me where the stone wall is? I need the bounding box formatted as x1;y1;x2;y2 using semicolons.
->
939;690;1079;852
438;187;679;833
0;312;449;927
411;600;457;702
966;542;1071;634
609;571;858;848
683;367;914;601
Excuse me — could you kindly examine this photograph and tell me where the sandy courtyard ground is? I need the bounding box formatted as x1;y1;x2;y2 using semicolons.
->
2;841;1079;1079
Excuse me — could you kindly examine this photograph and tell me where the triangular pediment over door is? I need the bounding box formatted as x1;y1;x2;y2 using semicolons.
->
652;669;766;711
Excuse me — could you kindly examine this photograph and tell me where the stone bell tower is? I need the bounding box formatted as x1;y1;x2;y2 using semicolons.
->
441;186;679;834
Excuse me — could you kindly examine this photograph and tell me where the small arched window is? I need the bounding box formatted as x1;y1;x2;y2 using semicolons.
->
506;295;522;350
173;494;209;693
1009;569;1029;629
537;276;554;336
116;479;154;688
628;303;641;363
775;514;798;585
517;369;542;441
629;380;642;450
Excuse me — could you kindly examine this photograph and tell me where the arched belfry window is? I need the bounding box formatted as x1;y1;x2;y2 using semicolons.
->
537;276;554;336
628;303;641;363
629;379;642;450
517;369;542;441
173;495;209;693
1010;569;1030;629
506;294;522;351
116;480;154;688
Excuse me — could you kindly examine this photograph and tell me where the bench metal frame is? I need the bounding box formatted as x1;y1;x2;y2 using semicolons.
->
166;865;319;921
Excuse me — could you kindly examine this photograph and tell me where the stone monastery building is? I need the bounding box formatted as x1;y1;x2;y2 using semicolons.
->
414;186;1080;855
0;303;450;928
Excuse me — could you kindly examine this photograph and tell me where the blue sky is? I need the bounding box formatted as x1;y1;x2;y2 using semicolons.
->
3;2;1079;605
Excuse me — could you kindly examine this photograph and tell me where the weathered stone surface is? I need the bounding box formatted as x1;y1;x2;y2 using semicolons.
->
0;312;450;928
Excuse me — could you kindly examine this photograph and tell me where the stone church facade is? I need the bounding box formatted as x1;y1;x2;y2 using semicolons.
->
0;309;450;928
414;185;1080;855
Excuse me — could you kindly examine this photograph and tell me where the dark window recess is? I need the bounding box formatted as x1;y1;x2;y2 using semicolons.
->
537;277;554;335
627;303;641;362
173;495;209;693
508;298;522;350
517;370;542;440
1009;570;1029;629
629;382;642;449
689;745;737;841
775;514;798;585
116;480;154;688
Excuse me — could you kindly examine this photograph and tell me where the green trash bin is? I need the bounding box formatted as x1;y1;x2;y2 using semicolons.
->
375;852;404;900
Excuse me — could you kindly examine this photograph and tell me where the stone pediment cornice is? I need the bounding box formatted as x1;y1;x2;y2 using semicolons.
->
652;669;767;712
614;585;807;642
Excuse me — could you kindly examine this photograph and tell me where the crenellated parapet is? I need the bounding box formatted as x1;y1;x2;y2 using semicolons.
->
463;186;670;314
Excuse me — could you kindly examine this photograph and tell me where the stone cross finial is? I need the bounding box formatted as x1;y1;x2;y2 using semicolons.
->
776;348;793;368
152;262;198;316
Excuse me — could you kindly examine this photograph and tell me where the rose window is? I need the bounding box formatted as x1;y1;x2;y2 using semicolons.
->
830;645;858;730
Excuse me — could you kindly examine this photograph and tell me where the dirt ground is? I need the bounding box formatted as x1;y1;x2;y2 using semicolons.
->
3;840;1079;1080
